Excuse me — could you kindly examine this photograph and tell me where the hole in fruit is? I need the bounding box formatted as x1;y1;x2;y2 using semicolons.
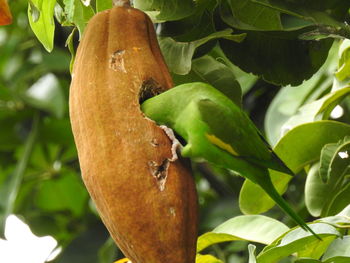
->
109;50;126;72
148;159;169;191
139;78;163;104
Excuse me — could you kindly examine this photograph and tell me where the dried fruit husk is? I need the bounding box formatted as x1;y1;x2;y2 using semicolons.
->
69;6;198;263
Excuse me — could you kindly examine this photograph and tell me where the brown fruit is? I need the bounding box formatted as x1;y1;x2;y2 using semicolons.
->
69;5;198;263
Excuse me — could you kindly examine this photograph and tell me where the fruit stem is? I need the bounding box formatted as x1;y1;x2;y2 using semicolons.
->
113;0;130;7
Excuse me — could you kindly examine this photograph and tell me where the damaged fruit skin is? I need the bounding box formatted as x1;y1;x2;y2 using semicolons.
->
69;6;198;263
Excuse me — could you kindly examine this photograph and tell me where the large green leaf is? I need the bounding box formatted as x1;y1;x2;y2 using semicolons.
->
134;0;195;21
322;236;350;263
197;215;289;252
264;42;338;145
96;0;112;12
219;30;333;86
239;121;350;214
257;223;340;263
160;29;245;75
252;0;349;31
28;0;56;52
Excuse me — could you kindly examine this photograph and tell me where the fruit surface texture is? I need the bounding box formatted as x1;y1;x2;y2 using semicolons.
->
69;6;198;263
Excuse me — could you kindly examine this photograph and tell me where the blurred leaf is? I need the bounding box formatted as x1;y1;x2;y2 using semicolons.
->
98;237;117;263
134;0;195;21
240;121;350;214
197;215;289;252
0;114;39;237
173;55;242;107
257;223;340;263
22;73;65;118
35;170;88;217
196;254;223;263
28;0;56;52
96;0;112;12
219;30;333;86
159;29;246;75
322;236;350;262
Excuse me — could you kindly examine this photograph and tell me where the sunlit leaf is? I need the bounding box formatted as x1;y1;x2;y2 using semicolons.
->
257;223;339;263
28;0;56;52
322;236;350;262
197;215;289;252
240;121;350;214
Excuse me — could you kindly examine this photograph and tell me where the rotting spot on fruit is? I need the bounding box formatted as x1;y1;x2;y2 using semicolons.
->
110;50;126;72
139;78;163;104
148;160;169;191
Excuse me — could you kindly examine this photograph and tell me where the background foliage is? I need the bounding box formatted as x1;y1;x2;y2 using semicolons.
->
1;0;350;262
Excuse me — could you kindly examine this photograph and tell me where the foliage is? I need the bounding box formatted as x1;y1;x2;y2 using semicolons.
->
0;0;350;263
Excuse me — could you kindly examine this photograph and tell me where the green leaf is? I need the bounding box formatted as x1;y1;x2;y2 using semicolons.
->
134;0;195;21
257;223;339;263
319;137;350;183
98;237;117;263
322;236;350;263
0;114;39;237
197;215;289;252
305;137;350;217
223;0;283;31
96;0;112;12
219;30;333;86
318;204;350;228
239;121;350;214
264;42;339;145
22;73;65;118
35;170;88;217
196;254;223;263
173;55;242;107
336;39;350;81
252;0;348;30
28;0;56;52
282;87;350;133
160;29;246;75
66;28;77;73
64;0;94;37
